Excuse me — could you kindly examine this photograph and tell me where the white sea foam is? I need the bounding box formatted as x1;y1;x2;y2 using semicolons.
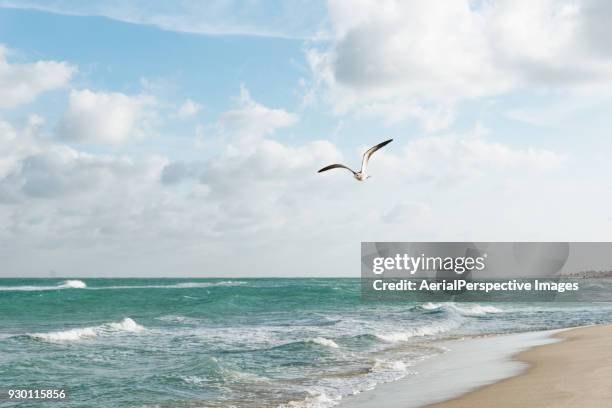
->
182;376;206;385
0;280;246;291
0;279;87;291
106;317;145;332
28;317;145;343
421;302;503;316
459;304;503;315
421;302;442;310
281;392;340;408
371;359;410;373
373;303;505;346
368;358;418;385
375;319;461;342
58;280;87;289
309;337;339;348
30;327;98;342
156;314;193;323
94;281;247;290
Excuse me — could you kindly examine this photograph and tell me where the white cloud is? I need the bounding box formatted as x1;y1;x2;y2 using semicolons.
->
0;0;328;39
382;202;431;224
308;0;612;129
0;116;172;257
176;99;202;119
57;89;157;145
0;45;75;108
215;86;298;140
160;160;202;185
162;96;565;249
358;100;456;131
420;133;559;180
0;117;162;202
0;83;579;278
0;110;591;277
388;132;565;185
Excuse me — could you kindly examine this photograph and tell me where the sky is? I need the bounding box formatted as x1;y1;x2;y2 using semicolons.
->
1;0;612;277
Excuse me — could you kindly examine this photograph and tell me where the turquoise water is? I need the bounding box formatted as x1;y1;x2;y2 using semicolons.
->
1;278;611;407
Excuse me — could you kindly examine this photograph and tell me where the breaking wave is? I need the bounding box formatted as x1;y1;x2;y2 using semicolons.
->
421;302;503;316
0;280;87;291
92;281;247;290
309;337;339;348
28;318;145;343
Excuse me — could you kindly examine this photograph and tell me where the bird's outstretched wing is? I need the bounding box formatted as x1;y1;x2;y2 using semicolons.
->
361;139;393;173
317;163;356;174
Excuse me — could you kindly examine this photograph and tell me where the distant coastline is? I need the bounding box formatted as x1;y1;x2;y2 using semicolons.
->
562;270;612;279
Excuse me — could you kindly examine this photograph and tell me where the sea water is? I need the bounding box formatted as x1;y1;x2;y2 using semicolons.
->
0;278;611;407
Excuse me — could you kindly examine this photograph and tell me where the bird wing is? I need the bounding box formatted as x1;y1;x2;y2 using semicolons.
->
317;163;356;174
361;139;393;173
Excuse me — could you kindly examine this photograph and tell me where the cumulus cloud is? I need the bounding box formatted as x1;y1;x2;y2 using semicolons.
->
160;161;203;185
0;45;75;108
57;89;157;145
307;0;612;129
0;116;172;257
215;86;298;140
176;99;202;119
160;93;565;244
398;133;565;184
0;76;573;278
0;108;580;277
0;118;163;202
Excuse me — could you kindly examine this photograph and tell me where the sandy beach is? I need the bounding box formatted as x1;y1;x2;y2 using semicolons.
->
429;324;612;408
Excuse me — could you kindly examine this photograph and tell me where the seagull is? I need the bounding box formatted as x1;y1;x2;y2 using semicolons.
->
318;139;393;181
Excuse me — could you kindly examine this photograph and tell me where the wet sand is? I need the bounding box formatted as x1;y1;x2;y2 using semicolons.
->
428;324;612;408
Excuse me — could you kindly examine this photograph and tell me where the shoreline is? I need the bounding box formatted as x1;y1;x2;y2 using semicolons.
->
427;324;612;407
341;329;563;408
341;324;612;408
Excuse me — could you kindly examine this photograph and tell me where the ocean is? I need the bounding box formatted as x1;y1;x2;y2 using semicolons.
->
1;278;611;407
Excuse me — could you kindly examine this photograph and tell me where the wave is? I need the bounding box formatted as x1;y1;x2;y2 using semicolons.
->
280;392;340;408
182;375;207;385
0;280;246;291
92;281;247;290
29;327;98;342
309;337;339;348
106;317;145;332
421;302;503;316
155;315;206;325
0;279;87;291
370;358;409;373
374;303;503;343
58;280;87;289
28;317;145;343
375;317;462;343
375;325;451;342
281;358;416;408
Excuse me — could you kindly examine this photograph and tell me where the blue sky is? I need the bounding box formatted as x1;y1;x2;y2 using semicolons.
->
1;1;612;276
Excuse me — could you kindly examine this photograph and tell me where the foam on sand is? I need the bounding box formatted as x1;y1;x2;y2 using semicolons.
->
342;329;563;408
281;391;340;408
370;359;409;373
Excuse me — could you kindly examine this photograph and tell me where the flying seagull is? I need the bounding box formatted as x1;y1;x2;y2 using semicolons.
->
318;139;393;181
